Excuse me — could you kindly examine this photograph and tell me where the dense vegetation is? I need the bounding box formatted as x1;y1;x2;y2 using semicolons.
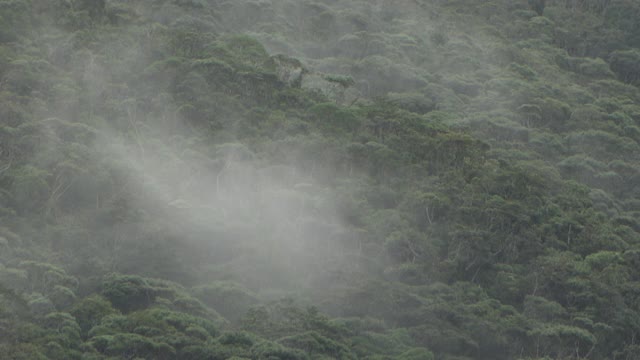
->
1;0;640;359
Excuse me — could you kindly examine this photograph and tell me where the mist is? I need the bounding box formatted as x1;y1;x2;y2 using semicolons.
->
2;0;640;359
31;1;374;304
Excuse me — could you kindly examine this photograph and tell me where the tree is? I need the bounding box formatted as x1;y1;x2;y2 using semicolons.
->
528;0;547;15
609;49;640;85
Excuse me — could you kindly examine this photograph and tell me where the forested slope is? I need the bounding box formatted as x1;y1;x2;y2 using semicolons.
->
1;0;640;359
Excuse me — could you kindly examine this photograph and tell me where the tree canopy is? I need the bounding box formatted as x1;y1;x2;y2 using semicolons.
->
1;0;640;359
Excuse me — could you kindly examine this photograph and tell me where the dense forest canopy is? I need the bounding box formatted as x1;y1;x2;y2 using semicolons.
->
1;0;640;359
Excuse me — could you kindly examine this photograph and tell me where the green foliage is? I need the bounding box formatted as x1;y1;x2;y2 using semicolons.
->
8;165;50;213
278;331;355;359
1;1;640;360
102;274;155;313
192;281;258;323
308;102;361;134
396;347;435;360
70;295;118;335
251;340;309;360
323;74;355;87
609;48;640;85
90;333;175;359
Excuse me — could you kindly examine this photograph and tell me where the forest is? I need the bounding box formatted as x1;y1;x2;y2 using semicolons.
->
1;0;640;359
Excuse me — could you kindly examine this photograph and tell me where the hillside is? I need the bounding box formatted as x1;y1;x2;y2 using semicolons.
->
1;0;640;359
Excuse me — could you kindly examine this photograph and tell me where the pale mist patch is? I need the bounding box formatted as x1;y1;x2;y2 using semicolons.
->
100;127;363;299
